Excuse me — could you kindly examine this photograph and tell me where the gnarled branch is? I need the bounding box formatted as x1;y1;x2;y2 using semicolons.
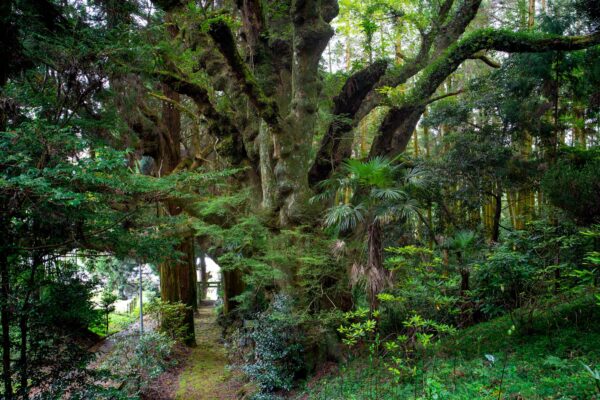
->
207;19;280;129
371;28;600;158
309;60;388;186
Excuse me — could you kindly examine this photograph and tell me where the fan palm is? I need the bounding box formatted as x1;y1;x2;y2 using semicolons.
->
312;156;422;309
449;230;477;295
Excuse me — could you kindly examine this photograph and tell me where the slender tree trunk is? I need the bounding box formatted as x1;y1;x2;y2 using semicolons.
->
17;256;41;398
460;270;470;296
1;249;12;399
528;0;535;28
18;315;27;397
258;121;276;210
199;251;207;302
492;191;502;242
413;129;419;156
222;268;245;315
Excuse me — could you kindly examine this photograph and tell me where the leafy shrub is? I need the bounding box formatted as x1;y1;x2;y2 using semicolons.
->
145;299;192;343
474;221;591;322
37;273;101;330
542;147;600;225
241;294;304;394
378;245;460;332
101;331;175;395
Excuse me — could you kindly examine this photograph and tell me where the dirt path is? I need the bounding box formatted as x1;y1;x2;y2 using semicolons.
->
172;303;242;400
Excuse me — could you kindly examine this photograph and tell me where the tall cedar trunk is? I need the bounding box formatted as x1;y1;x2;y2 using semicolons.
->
18;256;39;398
159;236;197;345
199;251;207;302
19;315;27;397
157;84;197;344
528;0;535;28
222;268;245;315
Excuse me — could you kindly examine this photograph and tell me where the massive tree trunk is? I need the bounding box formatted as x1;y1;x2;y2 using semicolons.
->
202;0;338;225
274;0;335;224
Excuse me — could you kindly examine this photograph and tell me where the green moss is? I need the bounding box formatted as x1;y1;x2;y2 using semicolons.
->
175;305;240;399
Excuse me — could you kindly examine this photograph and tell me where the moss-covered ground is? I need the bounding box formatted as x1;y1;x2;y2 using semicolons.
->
174;303;240;400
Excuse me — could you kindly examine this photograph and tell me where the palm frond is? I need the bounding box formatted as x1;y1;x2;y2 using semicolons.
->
451;230;477;250
323;203;366;231
370;187;408;201
375;198;420;224
343;156;396;188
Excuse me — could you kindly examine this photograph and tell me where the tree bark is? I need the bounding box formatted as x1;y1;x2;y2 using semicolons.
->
222;268;245;315
492;191;502;243
199;251;207;302
1;249;12;399
160;236;197;345
156;84;198;343
366;221;386;310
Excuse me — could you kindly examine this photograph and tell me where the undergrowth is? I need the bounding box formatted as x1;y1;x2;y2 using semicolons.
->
297;297;600;399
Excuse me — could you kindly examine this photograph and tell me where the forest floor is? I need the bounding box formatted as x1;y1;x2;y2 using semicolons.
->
147;301;246;400
296;296;600;399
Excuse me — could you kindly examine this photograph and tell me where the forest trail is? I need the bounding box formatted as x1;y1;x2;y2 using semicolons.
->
88;316;157;367
173;302;240;400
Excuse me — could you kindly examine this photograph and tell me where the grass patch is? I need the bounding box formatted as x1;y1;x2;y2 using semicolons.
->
89;312;138;337
297;297;600;399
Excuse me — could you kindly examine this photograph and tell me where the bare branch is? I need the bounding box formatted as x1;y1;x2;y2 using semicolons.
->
426;88;465;105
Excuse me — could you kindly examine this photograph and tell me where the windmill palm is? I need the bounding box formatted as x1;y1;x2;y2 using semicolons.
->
313;156;422;309
449;230;477;296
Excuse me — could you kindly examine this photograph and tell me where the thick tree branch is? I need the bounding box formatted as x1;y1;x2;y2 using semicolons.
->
207;19;280;128
354;0;481;124
309;60;388;186
235;0;266;53
371;29;600;158
159;69;239;139
433;0;483;56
